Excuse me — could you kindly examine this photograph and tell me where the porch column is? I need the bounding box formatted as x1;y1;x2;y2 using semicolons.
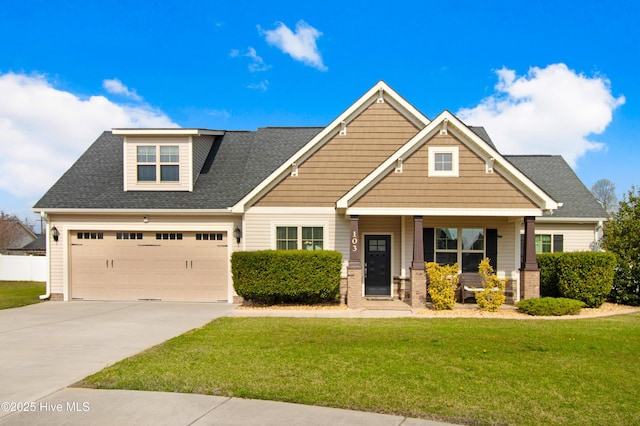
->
347;215;363;308
410;216;427;309
520;216;540;299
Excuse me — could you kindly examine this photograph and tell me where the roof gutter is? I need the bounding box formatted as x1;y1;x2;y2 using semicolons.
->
31;208;236;215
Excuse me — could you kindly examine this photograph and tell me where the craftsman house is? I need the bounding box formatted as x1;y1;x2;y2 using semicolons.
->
33;81;607;306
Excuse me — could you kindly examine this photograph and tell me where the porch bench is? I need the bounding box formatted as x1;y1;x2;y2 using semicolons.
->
458;273;484;304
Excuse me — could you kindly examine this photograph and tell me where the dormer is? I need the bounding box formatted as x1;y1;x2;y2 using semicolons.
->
114;128;224;192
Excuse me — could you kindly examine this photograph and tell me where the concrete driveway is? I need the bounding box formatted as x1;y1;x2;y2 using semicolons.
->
0;301;235;417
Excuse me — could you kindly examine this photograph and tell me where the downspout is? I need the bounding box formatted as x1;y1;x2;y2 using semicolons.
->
39;211;51;300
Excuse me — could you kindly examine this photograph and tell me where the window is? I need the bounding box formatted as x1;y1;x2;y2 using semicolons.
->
435;227;485;272
276;226;324;250
428;147;459;177
136;145;179;182
196;233;223;241
535;235;552;253
116;232;143;240
302;227;323;251
276;227;298;250
77;232;103;240
155;233;183;240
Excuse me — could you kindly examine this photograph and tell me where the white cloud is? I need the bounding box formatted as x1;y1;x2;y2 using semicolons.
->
457;63;625;166
230;47;271;72
102;78;142;101
247;80;269;91
0;72;177;199
261;20;327;71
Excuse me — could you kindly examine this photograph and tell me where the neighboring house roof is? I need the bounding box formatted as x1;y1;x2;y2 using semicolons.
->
506;155;608;219
33;127;322;210
20;234;46;251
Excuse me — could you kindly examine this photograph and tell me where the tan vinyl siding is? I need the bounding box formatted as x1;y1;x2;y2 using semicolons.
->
124;136;192;191
192;135;214;185
46;213;241;301
353;134;539;209
529;222;598;252
254;102;420;207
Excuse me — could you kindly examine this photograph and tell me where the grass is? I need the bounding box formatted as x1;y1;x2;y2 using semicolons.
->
0;280;46;310
77;314;640;426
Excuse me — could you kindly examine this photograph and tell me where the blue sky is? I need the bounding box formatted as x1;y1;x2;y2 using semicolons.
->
1;0;638;223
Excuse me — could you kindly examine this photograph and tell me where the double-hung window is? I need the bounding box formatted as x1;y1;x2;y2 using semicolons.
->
276;226;324;250
535;235;552;253
136;145;179;182
435;227;485;272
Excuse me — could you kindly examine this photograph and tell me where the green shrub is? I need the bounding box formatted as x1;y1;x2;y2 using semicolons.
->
426;262;459;310
231;250;342;304
475;258;506;312
517;297;585;316
556;251;616;308
537;253;563;297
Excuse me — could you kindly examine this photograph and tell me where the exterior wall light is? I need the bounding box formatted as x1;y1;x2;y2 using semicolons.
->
234;226;242;244
143;216;149;223
51;226;60;242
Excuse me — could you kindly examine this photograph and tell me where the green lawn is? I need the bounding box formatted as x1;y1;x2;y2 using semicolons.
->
0;281;46;310
77;315;640;426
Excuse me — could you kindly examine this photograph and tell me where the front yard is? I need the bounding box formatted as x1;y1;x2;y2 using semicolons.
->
77;314;640;425
0;281;45;310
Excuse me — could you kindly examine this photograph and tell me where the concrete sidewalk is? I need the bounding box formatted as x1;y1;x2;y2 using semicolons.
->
0;388;454;426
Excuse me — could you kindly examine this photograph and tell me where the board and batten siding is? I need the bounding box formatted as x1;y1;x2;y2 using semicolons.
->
529;222;598;252
123;136;192;192
352;134;539;209
46;213;241;301
254;102;420;207
192;135;214;185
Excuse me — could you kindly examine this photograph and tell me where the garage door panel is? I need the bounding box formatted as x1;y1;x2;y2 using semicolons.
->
71;231;229;302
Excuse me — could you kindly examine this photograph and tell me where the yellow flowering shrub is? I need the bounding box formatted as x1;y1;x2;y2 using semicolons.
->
475;258;506;312
426;262;459;310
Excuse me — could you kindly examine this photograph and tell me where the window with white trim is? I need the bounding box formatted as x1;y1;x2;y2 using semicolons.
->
435;227;484;272
137;145;179;182
428;146;459;177
276;226;324;250
535;235;552;253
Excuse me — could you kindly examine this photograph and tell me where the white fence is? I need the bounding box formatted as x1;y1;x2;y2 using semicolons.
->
0;254;47;282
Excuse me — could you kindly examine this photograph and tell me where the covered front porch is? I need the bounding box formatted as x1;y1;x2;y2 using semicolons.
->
342;214;541;309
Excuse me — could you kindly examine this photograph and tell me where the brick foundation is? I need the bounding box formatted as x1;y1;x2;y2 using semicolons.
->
340;277;348;305
50;293;64;301
410;268;427;309
347;268;363;309
520;269;541;300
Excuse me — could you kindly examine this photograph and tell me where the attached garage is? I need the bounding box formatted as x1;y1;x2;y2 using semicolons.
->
70;230;229;302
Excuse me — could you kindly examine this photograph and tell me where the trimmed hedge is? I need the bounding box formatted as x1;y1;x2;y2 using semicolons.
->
536;252;616;307
537;253;563;297
556;252;616;308
232;250;342;304
517;297;585;316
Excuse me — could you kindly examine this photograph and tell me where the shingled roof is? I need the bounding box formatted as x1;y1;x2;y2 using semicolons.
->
33;127;322;210
505;155;607;219
33;127;606;220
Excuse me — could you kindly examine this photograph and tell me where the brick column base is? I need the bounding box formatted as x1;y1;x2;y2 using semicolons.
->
347;268;363;309
520;269;541;300
339;277;348;305
410;268;427;309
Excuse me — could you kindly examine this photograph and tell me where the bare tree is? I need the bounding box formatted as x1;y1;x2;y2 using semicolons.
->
0;211;24;253
591;179;618;215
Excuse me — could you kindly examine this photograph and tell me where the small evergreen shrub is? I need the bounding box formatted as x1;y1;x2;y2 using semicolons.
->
231;250;342;304
426;262;459;310
556;252;616;308
537;253;563;297
517;297;585;316
475;258;506;312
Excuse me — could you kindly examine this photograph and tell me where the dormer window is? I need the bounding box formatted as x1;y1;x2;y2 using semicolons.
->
136;145;179;182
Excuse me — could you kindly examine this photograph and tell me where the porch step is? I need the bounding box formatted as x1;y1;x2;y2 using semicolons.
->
361;299;413;311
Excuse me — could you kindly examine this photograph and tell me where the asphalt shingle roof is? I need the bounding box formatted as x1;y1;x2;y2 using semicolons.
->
33;127;606;220
33;127;322;210
505;155;607;218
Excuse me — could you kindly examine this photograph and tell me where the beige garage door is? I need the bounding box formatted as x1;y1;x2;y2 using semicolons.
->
70;231;228;302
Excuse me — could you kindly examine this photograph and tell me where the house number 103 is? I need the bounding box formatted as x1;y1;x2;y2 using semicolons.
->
352;231;358;252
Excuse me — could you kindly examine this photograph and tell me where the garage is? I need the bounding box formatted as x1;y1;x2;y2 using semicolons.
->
70;231;229;302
